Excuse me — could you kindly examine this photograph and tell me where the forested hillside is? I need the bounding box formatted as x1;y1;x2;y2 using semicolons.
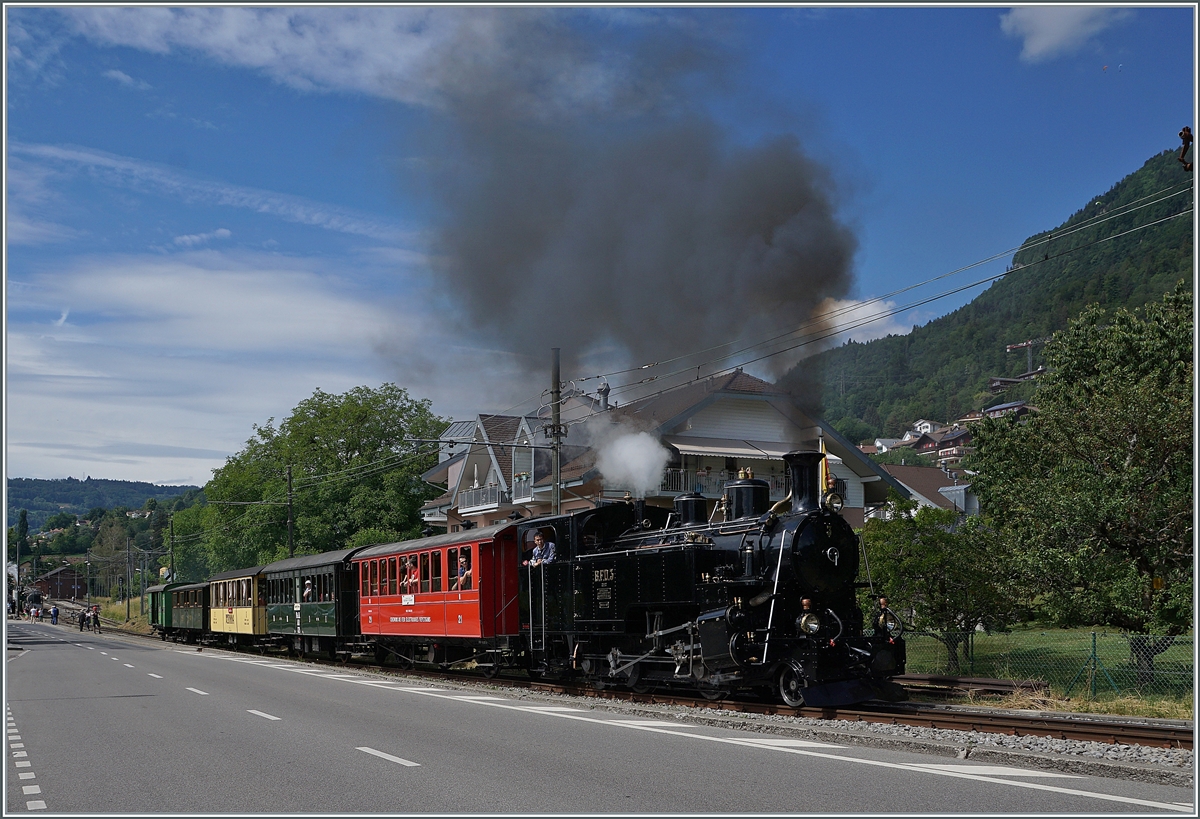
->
7;477;200;531
780;149;1193;441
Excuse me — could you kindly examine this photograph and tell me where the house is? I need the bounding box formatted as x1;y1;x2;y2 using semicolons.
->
32;565;88;601
984;400;1035;421
421;369;910;531
872;464;979;517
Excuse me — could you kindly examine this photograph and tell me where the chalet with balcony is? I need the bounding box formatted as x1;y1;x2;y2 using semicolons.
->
421;369;908;531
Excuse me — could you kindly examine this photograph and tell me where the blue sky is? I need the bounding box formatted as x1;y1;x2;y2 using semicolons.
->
5;5;1195;486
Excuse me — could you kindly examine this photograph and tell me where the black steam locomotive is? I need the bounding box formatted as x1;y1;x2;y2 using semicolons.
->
516;450;907;706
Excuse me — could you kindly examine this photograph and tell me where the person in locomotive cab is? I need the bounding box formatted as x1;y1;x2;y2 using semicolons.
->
523;532;556;567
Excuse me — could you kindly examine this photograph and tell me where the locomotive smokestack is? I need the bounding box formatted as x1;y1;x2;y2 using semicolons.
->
784;450;825;514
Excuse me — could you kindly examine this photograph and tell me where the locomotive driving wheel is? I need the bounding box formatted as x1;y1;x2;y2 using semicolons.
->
778;661;806;708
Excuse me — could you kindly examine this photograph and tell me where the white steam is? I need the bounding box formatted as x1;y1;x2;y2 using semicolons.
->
594;431;670;499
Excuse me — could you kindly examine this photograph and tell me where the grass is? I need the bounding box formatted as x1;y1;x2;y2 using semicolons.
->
901;624;1194;719
913;688;1194;720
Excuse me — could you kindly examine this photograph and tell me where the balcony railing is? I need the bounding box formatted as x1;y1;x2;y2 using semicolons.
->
512;476;533;502
658;469;790;500
457;485;509;512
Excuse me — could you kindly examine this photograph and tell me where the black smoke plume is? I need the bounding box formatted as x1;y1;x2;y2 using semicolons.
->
400;10;856;386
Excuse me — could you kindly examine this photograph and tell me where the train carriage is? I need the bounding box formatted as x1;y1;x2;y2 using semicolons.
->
146;582;186;639
167;581;210;642
352;523;522;672
262;548;367;658
207;566;267;645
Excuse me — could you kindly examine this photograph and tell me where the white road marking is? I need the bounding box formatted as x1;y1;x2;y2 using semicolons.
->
357;747;420;767
86;647;94;650
518;706;585;713
23;785;42;794
313;674;359;679
100;652;107;655
186;688;209;696
739;734;844;744
608;719;685;727
910;763;1080;778
148;674;163;679
19;772;35;780
248;710;281;721
8;736;21;741
450;695;506;701
13;750;28;757
124;663;135;668
26;800;46;810
15;761;31;768
11;743;25;749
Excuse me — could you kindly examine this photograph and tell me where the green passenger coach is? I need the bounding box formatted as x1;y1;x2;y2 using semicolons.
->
263;548;368;658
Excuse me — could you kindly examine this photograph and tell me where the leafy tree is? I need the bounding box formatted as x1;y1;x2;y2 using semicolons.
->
42;511;78;531
190;384;445;574
17;510;29;555
969;284;1192;678
861;491;1020;672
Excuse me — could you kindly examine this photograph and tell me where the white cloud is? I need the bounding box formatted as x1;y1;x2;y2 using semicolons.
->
999;7;1130;63
814;297;918;345
102;68;151;89
60;7;456;105
9;141;413;244
4;248;545;482
173;228;231;247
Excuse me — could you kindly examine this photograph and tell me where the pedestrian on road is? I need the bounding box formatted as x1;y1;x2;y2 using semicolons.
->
92;606;102;634
79;609;86;631
50;605;59;625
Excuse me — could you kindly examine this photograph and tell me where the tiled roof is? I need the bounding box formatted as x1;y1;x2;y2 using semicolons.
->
880;464;966;509
480;414;522;486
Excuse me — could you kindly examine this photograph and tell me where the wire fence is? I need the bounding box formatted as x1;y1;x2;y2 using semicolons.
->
900;630;1194;700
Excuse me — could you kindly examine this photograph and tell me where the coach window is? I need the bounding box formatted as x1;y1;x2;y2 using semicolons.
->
460;546;473;591
420;552;430;593
447;548;458;589
431;551;442;593
371;560;380;597
384;557;394;595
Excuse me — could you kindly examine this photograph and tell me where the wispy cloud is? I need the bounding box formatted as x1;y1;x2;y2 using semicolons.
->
999;7;1130;63
102;68;151;89
9;141;413;244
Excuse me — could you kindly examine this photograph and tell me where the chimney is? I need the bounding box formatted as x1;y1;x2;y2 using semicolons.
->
783;451;825;514
598;382;610;411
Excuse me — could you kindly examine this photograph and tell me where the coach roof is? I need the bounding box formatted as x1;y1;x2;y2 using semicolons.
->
262;548;368;574
355;521;513;560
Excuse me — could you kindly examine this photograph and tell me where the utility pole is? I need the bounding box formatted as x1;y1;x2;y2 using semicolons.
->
287;465;295;559
169;516;175;582
126;537;132;622
551;348;562;516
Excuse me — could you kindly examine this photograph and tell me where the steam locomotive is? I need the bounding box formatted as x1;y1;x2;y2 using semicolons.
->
148;450;906;708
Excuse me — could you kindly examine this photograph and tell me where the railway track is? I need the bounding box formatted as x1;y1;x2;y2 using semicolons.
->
95;623;1193;750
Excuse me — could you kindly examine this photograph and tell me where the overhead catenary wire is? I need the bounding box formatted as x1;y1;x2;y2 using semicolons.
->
566;180;1194;389
557;201;1193;431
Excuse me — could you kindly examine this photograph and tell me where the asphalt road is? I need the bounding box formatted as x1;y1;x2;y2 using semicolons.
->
5;621;1195;814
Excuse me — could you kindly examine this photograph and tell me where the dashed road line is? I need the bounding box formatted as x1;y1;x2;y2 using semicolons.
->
148;673;163;679
357;747;420;767
124;664;135;668
247;710;281;721
185;688;209;696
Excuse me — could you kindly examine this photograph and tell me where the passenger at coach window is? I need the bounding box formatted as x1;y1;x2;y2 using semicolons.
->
405;556;419;592
523;532;556;567
451;555;472;591
302;579;313;602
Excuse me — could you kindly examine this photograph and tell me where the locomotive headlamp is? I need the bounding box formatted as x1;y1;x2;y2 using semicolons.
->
879;609;904;637
798;613;822;635
822;492;844;512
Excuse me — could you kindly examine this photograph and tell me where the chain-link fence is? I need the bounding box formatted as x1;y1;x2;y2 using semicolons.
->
900;630;1194;700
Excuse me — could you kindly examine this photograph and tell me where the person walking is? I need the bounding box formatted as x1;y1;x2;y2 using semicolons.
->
91;606;102;634
79;608;87;632
50;604;59;625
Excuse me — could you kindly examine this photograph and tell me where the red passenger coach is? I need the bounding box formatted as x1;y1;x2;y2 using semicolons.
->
351;522;522;670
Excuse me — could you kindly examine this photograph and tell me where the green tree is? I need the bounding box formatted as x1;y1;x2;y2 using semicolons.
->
198;383;445;573
868;448;935;468
969;284;1192;677
861;491;1020;672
